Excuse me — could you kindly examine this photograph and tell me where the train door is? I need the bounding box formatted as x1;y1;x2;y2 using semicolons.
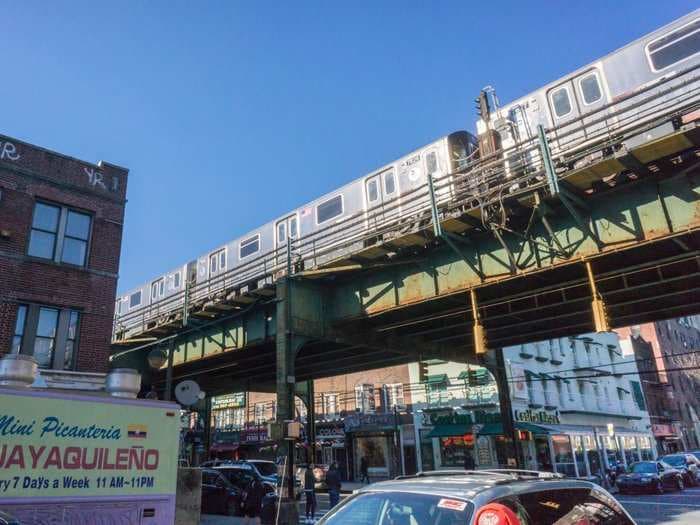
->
365;167;400;232
547;68;609;157
208;248;227;291
425;148;451;205
275;214;299;266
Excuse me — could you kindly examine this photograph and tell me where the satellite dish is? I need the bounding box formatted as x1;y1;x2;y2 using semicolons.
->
175;380;201;406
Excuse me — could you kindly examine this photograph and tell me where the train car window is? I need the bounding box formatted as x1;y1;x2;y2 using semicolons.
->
173;271;181;289
129;291;142;309
384;170;396;195
151;279;164;301
316;195;343;224
277;222;286;244
647;18;700;72
240;235;260;258
219;250;226;270
550;86;572;118
367;179;379;203
579;73;602;105
210;253;218;274
426;151;438;175
290;217;298;239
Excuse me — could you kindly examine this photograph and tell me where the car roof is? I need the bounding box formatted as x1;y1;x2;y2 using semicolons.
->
355;471;595;502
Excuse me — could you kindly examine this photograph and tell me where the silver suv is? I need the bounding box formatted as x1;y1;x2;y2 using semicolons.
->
317;470;635;525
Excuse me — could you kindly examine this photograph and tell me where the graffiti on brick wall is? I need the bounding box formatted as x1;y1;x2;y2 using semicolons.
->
0;141;20;161
84;166;119;193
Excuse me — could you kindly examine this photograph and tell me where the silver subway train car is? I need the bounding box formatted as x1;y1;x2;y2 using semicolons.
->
114;131;477;337
476;9;700;171
114;9;700;339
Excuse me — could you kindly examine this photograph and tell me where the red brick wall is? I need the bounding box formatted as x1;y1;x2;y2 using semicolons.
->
0;133;128;372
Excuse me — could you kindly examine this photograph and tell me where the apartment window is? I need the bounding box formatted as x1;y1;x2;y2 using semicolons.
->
254;403;266;425
28;202;91;266
239;235;260;259
11;305;27;353
323;393;339;419
354;384;375;414
382;383;405;410
316;195;343;224
11;304;80;370
647;18;700;71
566;381;575;402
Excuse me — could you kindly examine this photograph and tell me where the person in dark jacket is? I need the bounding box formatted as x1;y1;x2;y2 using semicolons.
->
304;464;317;523
360;456;370;484
325;462;342;508
243;476;265;525
464;452;475;471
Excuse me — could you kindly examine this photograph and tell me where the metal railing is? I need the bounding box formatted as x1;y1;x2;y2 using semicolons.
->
113;65;700;341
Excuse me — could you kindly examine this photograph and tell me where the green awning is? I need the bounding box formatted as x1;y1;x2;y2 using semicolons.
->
425;374;448;384
477;422;550;436
426;424;471;438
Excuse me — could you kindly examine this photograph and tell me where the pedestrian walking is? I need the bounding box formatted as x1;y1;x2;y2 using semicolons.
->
360;455;370;484
242;475;265;525
304;464;317;524
326;462;342;509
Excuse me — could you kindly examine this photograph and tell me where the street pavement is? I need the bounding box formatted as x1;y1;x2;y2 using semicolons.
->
201;487;700;524
617;486;700;524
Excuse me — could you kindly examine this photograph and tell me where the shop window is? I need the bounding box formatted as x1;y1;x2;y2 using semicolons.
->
11;304;80;370
28;202;92;267
254;403;266;425
552;435;576;477
439;434;475;468
381;383;404;410
355;384;375;414
323;393;339;419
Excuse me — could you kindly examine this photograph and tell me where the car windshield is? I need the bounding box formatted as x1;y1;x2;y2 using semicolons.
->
630;462;657;474
252;462;278;477
320;491;473;525
663;455;685;466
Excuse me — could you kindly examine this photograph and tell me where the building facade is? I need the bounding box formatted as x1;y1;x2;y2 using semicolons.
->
0;133;128;372
618;317;700;452
503;332;655;479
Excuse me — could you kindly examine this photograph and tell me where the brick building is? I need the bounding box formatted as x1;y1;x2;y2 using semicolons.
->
0;133;128;373
618;317;700;452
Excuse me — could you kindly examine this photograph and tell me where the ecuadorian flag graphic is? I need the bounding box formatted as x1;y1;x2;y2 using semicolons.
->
128;424;148;439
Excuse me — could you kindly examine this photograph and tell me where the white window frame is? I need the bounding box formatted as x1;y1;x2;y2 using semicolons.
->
172;271;181;289
366;177;380;204
315;194;345;225
577;71;603;106
209;248;226;274
383;168;397;196
239;234;261;259
549;85;574;119
151;278;165;301
129;291;142;310
645;18;700;73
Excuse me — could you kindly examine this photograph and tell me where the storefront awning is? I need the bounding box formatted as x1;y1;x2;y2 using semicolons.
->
477;422;549;436
426;424;471;438
425;374;448;384
210;443;239;452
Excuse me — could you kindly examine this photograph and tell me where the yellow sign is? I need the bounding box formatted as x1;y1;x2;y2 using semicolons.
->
0;389;180;499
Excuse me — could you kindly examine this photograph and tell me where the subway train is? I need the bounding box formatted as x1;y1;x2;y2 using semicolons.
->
114;9;700;336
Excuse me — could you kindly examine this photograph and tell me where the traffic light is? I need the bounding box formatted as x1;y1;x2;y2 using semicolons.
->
419;362;430;382
475;91;490;120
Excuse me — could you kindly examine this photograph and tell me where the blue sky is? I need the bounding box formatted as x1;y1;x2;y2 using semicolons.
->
1;1;696;293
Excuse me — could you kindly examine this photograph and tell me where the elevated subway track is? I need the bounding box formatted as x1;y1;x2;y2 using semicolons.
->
110;70;700;399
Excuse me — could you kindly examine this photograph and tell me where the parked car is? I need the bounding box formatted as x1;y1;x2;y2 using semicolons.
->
661;454;700;486
617;461;685;494
201;468;242;516
690;450;700;462
317;470;635;525
214;463;278;496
